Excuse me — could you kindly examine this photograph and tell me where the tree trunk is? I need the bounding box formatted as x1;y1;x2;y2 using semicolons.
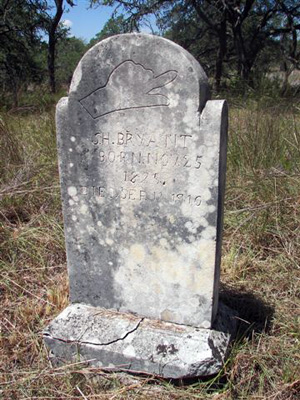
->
215;16;227;92
12;84;19;108
241;63;251;82
281;61;291;95
232;25;253;84
48;33;57;93
47;0;64;93
233;28;244;79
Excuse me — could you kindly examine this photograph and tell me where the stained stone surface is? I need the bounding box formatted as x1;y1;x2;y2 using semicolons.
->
56;33;228;328
43;303;236;379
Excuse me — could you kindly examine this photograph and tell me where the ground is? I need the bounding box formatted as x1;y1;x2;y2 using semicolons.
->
0;91;299;399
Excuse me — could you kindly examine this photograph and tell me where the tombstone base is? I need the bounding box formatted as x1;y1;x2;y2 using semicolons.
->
43;303;236;379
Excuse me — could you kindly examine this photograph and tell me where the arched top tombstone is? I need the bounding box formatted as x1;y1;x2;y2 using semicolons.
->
56;33;227;328
69;34;210;115
45;34;233;379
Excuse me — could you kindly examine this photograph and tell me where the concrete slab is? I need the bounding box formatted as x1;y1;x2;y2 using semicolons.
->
43;302;236;379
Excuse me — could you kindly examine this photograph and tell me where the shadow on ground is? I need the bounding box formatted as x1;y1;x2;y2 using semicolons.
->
170;284;275;388
219;283;275;337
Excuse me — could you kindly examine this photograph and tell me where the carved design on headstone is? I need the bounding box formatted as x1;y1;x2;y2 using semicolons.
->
79;60;178;118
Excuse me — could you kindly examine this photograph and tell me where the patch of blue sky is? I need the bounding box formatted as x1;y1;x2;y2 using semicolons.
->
61;1;159;42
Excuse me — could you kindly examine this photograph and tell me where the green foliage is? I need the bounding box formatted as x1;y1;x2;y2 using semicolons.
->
161;2;219;76
56;36;87;85
0;0;45;106
39;0;76;93
1;0;299;105
93;0;300;90
89;15;130;46
0;0;80;103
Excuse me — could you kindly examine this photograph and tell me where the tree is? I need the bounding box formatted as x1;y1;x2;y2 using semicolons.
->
0;0;44;106
92;0;300;89
39;0;75;93
161;1;229;91
223;1;300;83
277;0;300;93
0;0;78;103
89;14;130;46
56;36;87;85
91;1;232;88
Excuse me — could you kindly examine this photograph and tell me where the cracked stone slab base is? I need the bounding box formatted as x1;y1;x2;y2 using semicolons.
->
43;303;236;378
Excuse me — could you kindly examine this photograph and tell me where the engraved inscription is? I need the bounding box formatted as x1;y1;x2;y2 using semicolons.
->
96;150;202;169
76;186;202;206
91;130;202;170
124;172;166;185
93;131;192;148
79;60;178;119
75;124;204;205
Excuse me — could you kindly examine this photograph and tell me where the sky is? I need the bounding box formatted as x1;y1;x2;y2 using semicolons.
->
61;2;115;42
61;1;157;42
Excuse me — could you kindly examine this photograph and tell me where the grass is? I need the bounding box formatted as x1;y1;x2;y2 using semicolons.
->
0;93;299;399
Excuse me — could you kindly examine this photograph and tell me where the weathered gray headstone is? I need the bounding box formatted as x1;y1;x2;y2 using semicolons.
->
44;33;235;378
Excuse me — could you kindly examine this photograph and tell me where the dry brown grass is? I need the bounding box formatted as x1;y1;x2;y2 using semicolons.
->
0;97;299;399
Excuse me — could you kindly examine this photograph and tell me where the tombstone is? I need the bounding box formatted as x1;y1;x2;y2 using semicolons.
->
43;34;236;378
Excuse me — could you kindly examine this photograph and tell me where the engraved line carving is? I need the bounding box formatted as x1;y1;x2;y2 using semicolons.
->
94;149;202;169
79;60;178;119
77;186;203;206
